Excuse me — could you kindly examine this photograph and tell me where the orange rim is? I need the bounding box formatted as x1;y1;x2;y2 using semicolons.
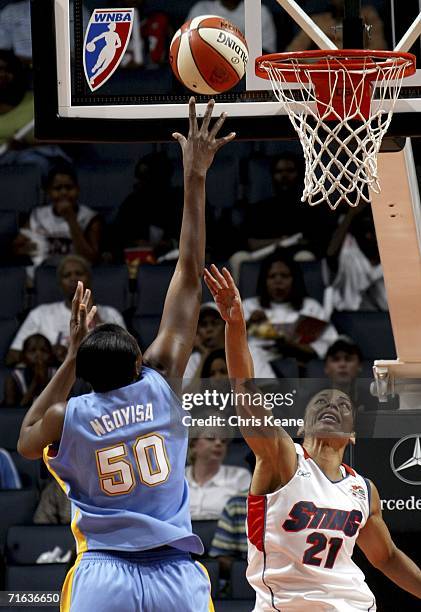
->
255;49;417;81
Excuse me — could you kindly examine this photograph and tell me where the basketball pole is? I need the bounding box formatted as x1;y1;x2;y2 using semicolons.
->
394;13;421;53
370;140;421;399
343;0;364;49
371;15;421;399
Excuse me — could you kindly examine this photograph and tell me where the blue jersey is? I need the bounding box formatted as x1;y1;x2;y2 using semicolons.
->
44;366;202;556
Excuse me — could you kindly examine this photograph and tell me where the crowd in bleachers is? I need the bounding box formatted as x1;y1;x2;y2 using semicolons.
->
0;1;420;610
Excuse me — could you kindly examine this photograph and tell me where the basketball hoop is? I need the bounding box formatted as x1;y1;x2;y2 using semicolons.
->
256;50;416;209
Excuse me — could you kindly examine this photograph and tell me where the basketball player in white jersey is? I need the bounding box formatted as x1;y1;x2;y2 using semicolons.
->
204;265;421;611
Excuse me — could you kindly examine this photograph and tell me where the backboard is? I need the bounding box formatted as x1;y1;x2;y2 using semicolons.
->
32;0;421;142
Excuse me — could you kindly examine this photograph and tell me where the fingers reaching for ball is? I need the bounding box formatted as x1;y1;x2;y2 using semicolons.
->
173;96;235;173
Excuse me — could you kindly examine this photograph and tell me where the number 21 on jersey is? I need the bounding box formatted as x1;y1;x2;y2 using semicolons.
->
96;433;170;495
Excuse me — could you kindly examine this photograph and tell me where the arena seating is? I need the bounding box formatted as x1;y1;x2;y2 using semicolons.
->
0;210;18;236
8;451;41;489
0;408;26;449
191;520;218;554
230;560;255;599
6;525;73;565
136;264;175;316
0;489;39;551
77;160;135;212
0;164;41;211
5;563;67;590
136;264;219;317
270;357;300;379
0;319;18;361
0;367;8;403
332;311;396;360
132;315;161;351
0;267;26;318
246;157;274;204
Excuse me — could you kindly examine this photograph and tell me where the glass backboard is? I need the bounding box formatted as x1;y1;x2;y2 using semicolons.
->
32;0;421;141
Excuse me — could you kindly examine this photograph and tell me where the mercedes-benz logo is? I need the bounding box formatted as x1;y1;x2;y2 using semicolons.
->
390;435;421;485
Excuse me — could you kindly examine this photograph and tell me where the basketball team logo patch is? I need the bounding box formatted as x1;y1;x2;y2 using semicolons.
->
83;8;134;92
350;484;366;501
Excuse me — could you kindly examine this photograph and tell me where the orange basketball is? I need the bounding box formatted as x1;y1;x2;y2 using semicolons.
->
169;15;248;95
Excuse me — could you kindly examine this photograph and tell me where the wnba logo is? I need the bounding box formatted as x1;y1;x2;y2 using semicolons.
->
83;8;134;92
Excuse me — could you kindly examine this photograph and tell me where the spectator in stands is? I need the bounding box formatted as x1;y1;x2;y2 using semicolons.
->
3;333;56;406
186;435;251;519
209;450;254;579
184;304;225;381
209;491;247;577
6;254;126;366
119;0;171;68
229;153;338;282
201;348;227;380
0;1;32;63
110;152;181;269
325;336;363;387
244;152;336;260
0;0;88;63
187;0;277;53
0;447;21;489
110;151;238;269
323;336;398;411
326;203;387;311
0;50;69;172
286;0;387;51
33;479;71;524
204;455;254;601
12;163;102;269
244;153;304;253
243;248;338;376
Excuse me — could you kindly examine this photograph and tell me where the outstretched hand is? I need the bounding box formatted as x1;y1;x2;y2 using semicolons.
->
204;265;244;325
172;97;235;176
68;281;97;356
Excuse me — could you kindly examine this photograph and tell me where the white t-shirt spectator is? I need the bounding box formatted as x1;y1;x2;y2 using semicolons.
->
10;302;126;352
242;296;338;377
0;1;31;59
186;464;251;519
330;234;387;311
29;204;98;260
187;0;277;53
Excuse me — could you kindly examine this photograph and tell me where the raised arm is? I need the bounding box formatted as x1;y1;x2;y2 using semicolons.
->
204;265;297;494
18;283;97;460
143;98;235;379
357;480;421;599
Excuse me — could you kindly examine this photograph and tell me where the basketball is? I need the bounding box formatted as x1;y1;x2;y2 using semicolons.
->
169;15;248;95
86;41;95;52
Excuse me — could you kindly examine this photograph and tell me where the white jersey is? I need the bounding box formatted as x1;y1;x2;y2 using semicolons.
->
247;444;376;611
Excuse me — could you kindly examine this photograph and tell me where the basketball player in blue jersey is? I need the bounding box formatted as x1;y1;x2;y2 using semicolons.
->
204;265;421;611
17;98;235;612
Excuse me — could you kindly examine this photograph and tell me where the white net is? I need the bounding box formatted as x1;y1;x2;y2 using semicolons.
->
262;55;412;209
